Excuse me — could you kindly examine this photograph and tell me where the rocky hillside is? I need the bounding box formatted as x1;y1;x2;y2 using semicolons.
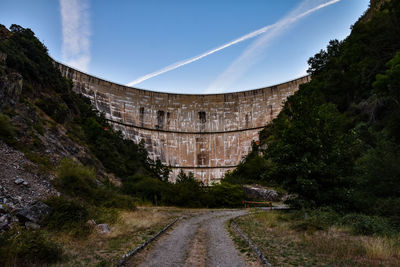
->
0;24;161;233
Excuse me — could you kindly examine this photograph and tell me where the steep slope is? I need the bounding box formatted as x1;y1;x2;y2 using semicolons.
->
0;24;165;224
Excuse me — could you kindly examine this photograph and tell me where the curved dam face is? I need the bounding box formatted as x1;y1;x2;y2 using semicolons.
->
56;62;311;184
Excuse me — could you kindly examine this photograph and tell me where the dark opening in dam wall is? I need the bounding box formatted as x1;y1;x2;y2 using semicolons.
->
55;62;311;184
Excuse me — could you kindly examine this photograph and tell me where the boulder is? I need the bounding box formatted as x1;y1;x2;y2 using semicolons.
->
14;178;25;185
87;219;96;226
243;185;279;201
96;223;110;234
25;221;40;230
0;214;7;223
15;201;52;224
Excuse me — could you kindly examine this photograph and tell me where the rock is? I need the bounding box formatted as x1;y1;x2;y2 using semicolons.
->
0;203;5;213
0;71;23;108
87;219;96;226
22;181;29;186
96;223;110;234
0;214;7;223
14;178;25;185
243;185;279;201
15;201;52;224
25;221;40;230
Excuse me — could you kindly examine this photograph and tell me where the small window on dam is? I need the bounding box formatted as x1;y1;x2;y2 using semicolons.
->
139;107;145;127
198;111;206;123
198;111;206;131
156;110;165;129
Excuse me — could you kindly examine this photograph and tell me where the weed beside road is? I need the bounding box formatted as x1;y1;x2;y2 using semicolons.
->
231;210;400;266
49;207;182;266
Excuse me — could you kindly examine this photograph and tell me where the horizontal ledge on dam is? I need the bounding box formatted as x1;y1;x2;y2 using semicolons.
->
107;119;266;134
164;165;237;169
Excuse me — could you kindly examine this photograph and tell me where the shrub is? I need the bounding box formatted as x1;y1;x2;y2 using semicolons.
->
209;182;245;208
43;196;92;237
0;113;16;145
88;206;119;225
122;175;164;205
56;158;96;198
0;227;63;266
90;186;136;210
24;151;54;174
341;214;394;236
36;98;69;123
56;158;137;211
287;208;341;232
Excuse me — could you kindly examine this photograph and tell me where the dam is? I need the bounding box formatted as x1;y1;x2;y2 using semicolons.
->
56;62;310;184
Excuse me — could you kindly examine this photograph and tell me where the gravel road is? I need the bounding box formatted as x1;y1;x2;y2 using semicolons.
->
129;210;249;267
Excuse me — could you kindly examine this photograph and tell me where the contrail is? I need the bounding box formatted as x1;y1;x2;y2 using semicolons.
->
127;0;341;87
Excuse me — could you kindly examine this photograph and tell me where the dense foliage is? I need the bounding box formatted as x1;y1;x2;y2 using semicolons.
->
226;0;400;221
123;170;245;208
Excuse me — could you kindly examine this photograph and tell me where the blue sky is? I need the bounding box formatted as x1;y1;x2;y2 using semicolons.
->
0;0;369;94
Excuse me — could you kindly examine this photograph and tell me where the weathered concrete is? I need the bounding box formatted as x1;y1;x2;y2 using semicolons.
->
56;62;310;183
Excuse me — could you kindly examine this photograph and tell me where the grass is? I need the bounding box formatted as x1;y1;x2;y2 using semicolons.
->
231;211;400;266
24;151;55;175
0;227;63;266
47;206;183;266
227;219;259;264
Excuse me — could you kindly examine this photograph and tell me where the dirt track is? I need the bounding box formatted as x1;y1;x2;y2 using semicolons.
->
128;210;249;267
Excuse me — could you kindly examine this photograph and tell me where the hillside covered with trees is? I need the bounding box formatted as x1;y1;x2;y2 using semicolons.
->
225;0;400;222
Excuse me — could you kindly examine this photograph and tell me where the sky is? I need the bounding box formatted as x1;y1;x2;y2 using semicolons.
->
0;0;369;94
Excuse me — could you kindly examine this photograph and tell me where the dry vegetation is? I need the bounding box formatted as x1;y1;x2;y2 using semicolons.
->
49;207;183;266
231;211;400;267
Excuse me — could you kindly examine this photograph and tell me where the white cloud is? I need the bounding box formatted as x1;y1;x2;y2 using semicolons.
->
205;0;341;93
59;0;91;71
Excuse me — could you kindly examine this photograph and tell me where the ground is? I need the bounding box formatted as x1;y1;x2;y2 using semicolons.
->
126;209;262;267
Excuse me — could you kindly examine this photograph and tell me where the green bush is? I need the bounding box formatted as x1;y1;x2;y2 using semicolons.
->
56;158;137;211
43;196;92;237
166;171;206;207
341;214;394;236
24;151;54;174
56;158;96;197
90;186;136;210
209;182;245;208
88;206;119;225
36;98;69;123
287;208;341;232
0;227;63;266
0;113;16;145
122;175;164;205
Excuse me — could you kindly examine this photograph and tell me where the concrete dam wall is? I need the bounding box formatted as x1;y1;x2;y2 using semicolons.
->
56;62;311;184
